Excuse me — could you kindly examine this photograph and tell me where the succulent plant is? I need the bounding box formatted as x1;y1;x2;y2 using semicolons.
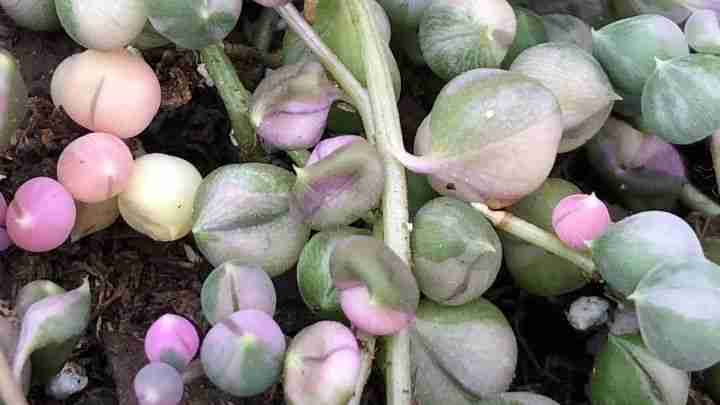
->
14;280;66;320
50;49;161;139
146;0;243;50
592;14;689;117
144;314;199;371
0;317;31;402
134;362;184;405
0;0;61;31
132;21;171;49
610;0;690;23
118;153;203;242
412;197;502;306
642;54;720;144
375;0;431;64
70;198;120;242
391;69;562;208
201;261;277;325
418;0;517;80
591;211;703;297
685;9;720;55
510;42;617;152
200;309;286;397
297;227;370;318
293;136;384;229
552;193;611;250
57;133;134;203
0;50;27;150
192;163;310;277
630;256;720;371
411;298;517;404
501;7;547;68
330;235;419;335
55;0;148;50
283;321;360;405
542;14;593;53
5;177;77;252
250;61;340;151
481;392;560;405
501;178;589;296
254;0;290;6
586;117;688;211
590;334;689;405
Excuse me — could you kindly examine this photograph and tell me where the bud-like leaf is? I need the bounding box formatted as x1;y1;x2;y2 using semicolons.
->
293;137;383;230
15;280;66;320
685;9;720;55
643;54;720;144
283;321;360;405
412;197;502;305
552;193;611;250
0;0;61;31
12;279;91;381
134;362;184;405
250;62;340;151
590;334;689;404
55;0;148;50
393;69;562;208
146;0;243;49
542;14;592;52
330;235;419;335
501;178;588;296
510;42;617;152
592;15;689;117
297;227;370;318
411;298;518;404
201;261;277;325
192;163;311;277
591;211;703;297
631;256;720;371
144;314;199;371
610;0;690;23
0;50;27;150
0;317;30;403
201;310;286;397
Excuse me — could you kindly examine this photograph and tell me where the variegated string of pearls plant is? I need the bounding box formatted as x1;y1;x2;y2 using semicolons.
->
4;0;720;405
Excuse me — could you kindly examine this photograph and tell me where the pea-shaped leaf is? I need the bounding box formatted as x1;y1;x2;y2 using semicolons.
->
293;137;384;230
201;261;277;325
542;14;592;52
192;163;311;277
0;50;27;150
642;54;720;144
685;9;720;55
55;0;148;50
591;211;703;297
630;256;720;371
510;42;618;152
0;317;30;403
501;7;547;68
200;309;286;397
412;197;502;305
590;334;689;404
391;69;562;208
610;0;690;23
14;280;66;320
133;362;184;405
0;0;61;31
418;0;517;79
592;14;689;117
411;298;517;404
283;321;360;405
502;178;588;296
147;0;243;49
12;279;91;381
297;227;370;318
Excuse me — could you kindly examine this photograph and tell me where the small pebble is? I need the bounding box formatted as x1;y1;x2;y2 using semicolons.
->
567;296;610;331
46;361;89;400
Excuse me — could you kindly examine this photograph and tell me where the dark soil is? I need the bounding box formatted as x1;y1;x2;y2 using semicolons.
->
1;5;718;405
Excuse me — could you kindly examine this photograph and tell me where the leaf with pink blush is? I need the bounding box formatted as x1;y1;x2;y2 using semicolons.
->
0;50;27;150
552;193;611;250
329;235;419;335
57;133;134;203
5;177;77;252
12;279;91;381
134;362;184;405
292;137;384;230
144;314;199;371
0;228;11;252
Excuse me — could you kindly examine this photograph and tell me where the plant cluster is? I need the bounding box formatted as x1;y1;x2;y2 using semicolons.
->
3;0;720;405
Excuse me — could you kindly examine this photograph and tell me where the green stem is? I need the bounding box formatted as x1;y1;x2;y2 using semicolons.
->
287;149;311;167
199;44;265;162
345;2;412;405
0;349;29;405
275;3;374;142
254;8;278;53
680;183;720;217
472;203;598;280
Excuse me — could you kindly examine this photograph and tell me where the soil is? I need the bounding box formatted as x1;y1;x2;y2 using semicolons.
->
0;5;718;405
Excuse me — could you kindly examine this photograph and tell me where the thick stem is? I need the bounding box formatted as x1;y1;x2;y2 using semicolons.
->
681;183;720;217
199;44;265;162
344;2;413;405
275;3;374;142
254;8;278;53
472;203;599;280
0;349;29;405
